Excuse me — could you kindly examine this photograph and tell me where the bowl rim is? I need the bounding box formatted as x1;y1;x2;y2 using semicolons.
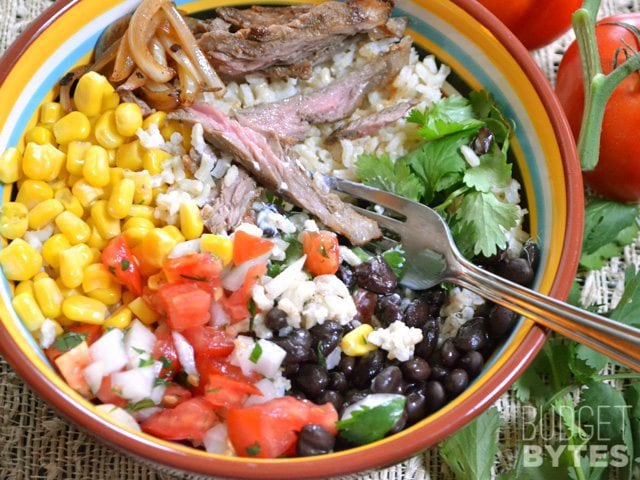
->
0;0;584;478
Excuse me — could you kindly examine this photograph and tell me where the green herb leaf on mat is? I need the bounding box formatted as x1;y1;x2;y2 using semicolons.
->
440;406;501;480
607;265;640;327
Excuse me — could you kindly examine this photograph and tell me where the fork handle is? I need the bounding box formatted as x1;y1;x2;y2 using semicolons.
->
454;257;640;372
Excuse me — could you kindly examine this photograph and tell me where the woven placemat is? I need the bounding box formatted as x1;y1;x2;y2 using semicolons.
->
0;0;637;479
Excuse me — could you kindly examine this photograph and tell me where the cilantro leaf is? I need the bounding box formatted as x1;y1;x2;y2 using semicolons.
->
337;396;405;445
52;332;87;353
127;398;156;412
403;132;469;203
608;265;640;327
355;153;424;202
450;191;520;257
462;149;512;192
407;95;483;141
439;406;501;480
249;342;263;363
381;245;406;278
469;90;512;144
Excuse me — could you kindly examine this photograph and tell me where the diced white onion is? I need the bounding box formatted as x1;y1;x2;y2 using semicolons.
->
83;361;105;395
171;331;198;377
203;424;230;454
168;239;201;258
110;365;156;403
230;336;286;379
89;328;128;375
124;320;157;369
222;251;271;291
210;301;230;328
95;404;141;432
263;254;307;300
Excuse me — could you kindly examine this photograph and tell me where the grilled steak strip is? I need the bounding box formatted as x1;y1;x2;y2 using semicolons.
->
198;0;394;79
328;100;416;141
216;5;314;29
170;104;382;245
235;37;411;145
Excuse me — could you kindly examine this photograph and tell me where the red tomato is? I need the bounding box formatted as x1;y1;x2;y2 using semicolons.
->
95;375;128;408
161;384;193;408
232;231;273;265
102;235;143;296
163;252;222;284
556;14;640;202
155;282;211;331
194;359;261;396
477;0;582;50
140;397;218;442
222;262;267;322
181;326;235;361
152;329;181;380
203;373;262;408
302;230;340;276
226;397;338;458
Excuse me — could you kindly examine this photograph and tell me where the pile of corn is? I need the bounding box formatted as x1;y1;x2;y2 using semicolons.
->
0;71;231;344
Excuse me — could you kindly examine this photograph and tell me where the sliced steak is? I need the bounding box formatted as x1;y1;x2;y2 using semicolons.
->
170;104;382;245
216;5;314;29
235;37;411;144
328;100;416;141
198;0;394;79
201;166;260;234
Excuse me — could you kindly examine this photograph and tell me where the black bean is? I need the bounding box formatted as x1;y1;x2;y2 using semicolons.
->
265;307;289;331
444;369;469;396
343;389;369;407
296;425;335;457
423;288;447;311
404;297;432;328
371;366;404;394
316;390;343;413
353;288;378;324
488;305;517;338
440;339;460;368
458;350;484;377
272;329;313;363
376;293;404;327
405;390;427;424
310;321;343;356
294;364;329;397
414;318;439;360
352;350;386;390
282;362;299;376
473;127;493;155
497;257;534;286
336;264;355;289
328;371;349;393
354;256;397;294
400;357;431;382
389;409;408;435
423;381;446;413
454;317;489;352
429;364;449;381
339;355;357;378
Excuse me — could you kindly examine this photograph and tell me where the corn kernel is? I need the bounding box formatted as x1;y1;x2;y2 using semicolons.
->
82;145;110;188
115;102;143;137
54;187;84;218
65;141;91;176
55;277;82;299
90;200;120;240
146;271;166;291
89;246;102;264
115;140;143;171
102;84;120;112
55;211;91;245
48;177;68;192
107;178;135;219
128;296;159;325
59;243;93;288
95;110;125;150
71;178;104;208
0;147;22;184
126;204;156;222
341;324;377;356
15;280;34;297
0;238;43;281
40;102;63;124
103;305;132;329
162;225;185;244
41;234;71;270
142;111;167;130
33;272;49;282
87;284;121;305
13;292;46;331
200;234;233;266
86;221;108;250
0;202;29;239
74;71;110;117
62;295;107;325
142;148;170;175
82;263;112;292
138;228;178;270
15;180;54;209
28;198;64;230
124;171;153;205
122;216;154;247
21;142;65;182
53;111;91;145
33;275;64;319
179;201;204;240
25;125;54;145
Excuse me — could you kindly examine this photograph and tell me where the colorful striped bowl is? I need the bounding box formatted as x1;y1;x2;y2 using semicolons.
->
0;0;583;478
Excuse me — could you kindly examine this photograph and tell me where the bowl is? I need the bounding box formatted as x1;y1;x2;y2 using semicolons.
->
0;0;583;478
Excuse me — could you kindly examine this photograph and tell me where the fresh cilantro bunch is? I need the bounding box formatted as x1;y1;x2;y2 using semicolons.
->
355;91;519;258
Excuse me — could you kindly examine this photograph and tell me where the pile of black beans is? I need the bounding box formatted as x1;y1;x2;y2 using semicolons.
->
263;240;539;456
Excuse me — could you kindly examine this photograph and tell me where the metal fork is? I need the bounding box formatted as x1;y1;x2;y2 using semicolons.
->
325;175;640;372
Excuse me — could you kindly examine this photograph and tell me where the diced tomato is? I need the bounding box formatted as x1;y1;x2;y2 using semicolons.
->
95;375;128;408
302;230;340;276
102;235;143;296
140;397;218;442
155;282;211;331
232;231;273;265
45;324;103;362
181;326;234;361
163;252;223;285
152;329;181;380
54;341;93;398
194;359;261;396
203;373;262;408
161;383;193;408
222;262;267;322
227;397;338;458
